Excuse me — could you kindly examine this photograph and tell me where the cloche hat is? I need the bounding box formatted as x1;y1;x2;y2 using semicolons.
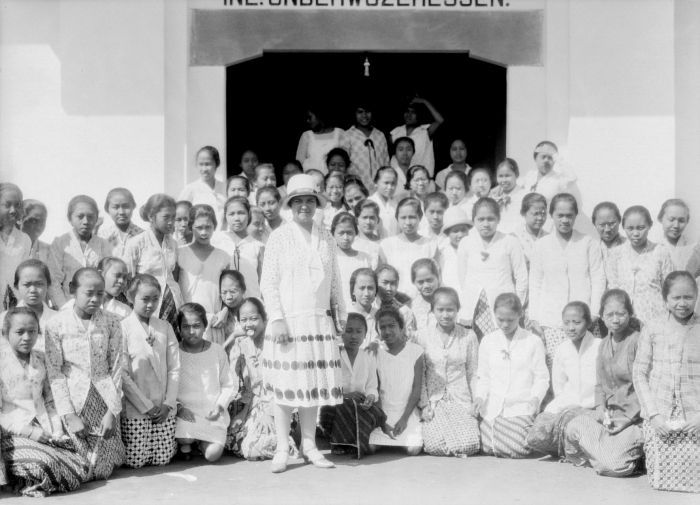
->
282;173;327;208
442;206;473;234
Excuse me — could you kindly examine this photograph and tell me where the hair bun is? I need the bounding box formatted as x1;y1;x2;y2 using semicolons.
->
139;204;150;222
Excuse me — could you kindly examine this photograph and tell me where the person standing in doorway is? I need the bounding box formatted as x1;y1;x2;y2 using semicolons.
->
346;100;390;191
390;97;444;178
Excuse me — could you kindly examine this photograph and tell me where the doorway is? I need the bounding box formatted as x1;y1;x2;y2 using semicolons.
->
226;52;506;181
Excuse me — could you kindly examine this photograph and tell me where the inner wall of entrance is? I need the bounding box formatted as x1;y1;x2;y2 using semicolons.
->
225;52;506;178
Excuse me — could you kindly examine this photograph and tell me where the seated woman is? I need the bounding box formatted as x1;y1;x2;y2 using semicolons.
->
416;287;480;457
474;293;549;458
121;274;180;469
227;297;295;460
0;307;86;497
527;301;600;456
633;271;700;493
44;268;125;481
206;270;246;350
175;303;236;462
545;301;600;414
563;289;644;477
368;307;424;456
321;313;385;458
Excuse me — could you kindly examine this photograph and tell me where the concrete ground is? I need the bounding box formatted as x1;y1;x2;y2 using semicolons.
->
2;449;697;505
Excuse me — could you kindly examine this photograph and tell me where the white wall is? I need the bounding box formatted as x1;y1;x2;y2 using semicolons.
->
0;0;166;241
675;0;700;240
566;0;676;228
0;0;692;244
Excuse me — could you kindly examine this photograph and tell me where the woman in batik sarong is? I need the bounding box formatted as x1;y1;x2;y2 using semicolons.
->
633;271;700;493
320;312;385;458
227;297;293;460
474;293;549;458
44;268;125;481
563;289;644;477
121;274;180;468
0;307;87;497
416;287;480;457
123;194;183;331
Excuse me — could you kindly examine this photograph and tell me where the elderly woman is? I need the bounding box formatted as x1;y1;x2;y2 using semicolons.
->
260;173;346;473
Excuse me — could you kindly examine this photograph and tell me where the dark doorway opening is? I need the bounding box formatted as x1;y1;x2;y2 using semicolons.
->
226;52;506;181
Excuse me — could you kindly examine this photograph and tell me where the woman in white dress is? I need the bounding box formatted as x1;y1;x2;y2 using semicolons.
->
211;196;264;299
474;293;549;458
368;306;425;456
175;303;236;462
529;193;606;361
296;108;349;175
260;174;346;473
177;204;231;315
332;212;372;300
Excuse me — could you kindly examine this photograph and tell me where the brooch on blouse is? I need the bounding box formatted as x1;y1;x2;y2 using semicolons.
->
500;349;511;360
145;328;156;347
480;251;490;262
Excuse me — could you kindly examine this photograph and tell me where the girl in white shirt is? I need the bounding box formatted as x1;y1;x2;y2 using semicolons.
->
321;312;384;458
474;293;549;458
323;172;348;230
489;159;526;235
332;212;372;300
212;196;265;299
0;183;31;308
462;168;494;218
379;198;439;299
353;199;382;266
410;258;440;332
545;301;600;414
458;197;528;316
368;167;399;238
444;171;470;214
256;187;284;233
349;267;380;347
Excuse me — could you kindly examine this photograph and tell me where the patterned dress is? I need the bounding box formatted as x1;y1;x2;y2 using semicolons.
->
260;221;345;408
123;229;183;330
0;342;87;496
607;241;674;326
47;230;113;308
97;221;143;259
121;313;180;468
410;296;435;334
226;336;288;460
44;308;125;481
633;314;700;492
415;324;481;456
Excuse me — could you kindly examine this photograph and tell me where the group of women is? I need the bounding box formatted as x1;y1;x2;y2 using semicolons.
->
0;98;698;496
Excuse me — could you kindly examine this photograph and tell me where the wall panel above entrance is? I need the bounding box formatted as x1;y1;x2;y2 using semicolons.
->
190;9;543;67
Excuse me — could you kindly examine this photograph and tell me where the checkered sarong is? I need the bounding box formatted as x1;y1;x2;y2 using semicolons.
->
422;402;480;457
643;422;700;492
